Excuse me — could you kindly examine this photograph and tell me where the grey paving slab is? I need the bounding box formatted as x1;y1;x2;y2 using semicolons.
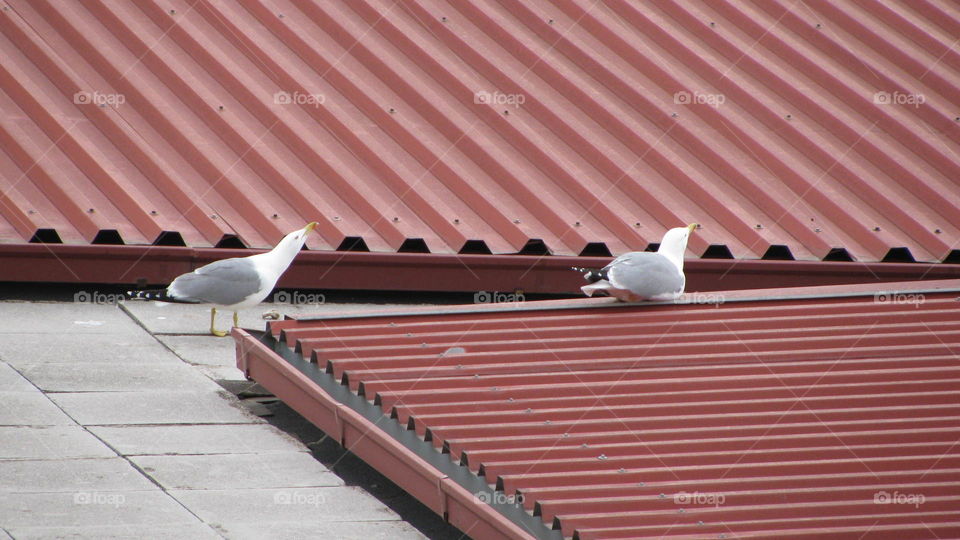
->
0;458;156;493
0;392;75;426
0;302;138;335
170;487;401;525
49;391;260;425
89;424;305;455
131;452;341;490
6;523;221;540
17;362;220;393
0;529;10;539
222;520;427;540
0;362;34;391
195;365;248;382
0;426;115;459
0;333;178;367
0;491;202;529
156;335;236;367
122;300;405;334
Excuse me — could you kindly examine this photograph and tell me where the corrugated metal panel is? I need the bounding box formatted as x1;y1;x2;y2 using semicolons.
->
239;279;960;539
0;0;957;261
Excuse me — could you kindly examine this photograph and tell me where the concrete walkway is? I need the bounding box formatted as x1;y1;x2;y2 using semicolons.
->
0;300;426;539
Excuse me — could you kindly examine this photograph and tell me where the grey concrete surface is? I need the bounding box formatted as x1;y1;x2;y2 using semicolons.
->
0;299;430;540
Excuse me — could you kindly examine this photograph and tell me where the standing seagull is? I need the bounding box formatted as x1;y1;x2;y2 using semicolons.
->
573;223;697;302
128;222;318;336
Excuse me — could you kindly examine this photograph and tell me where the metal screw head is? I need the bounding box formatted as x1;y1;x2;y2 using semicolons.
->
149;210;158;215
935;228;942;234
709;21;716;27
548;18;554;24
814;227;821;232
574;221;581;227
332;216;341;221
513;219;521;224
785;114;792;119
659;493;666;498
271;213;279;219
524;408;532;413
453;218;460;224
87;208;95;213
169;9;175;14
440;16;447;22
218;105;224;111
503;110;509;115
389;108;396;114
597;454;608;460
755;223;762;229
815;23;822;28
873;226;881;231
392;216;400;222
671;112;678;118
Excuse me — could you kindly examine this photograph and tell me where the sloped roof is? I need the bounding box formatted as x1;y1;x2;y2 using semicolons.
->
237;278;960;539
0;0;957;262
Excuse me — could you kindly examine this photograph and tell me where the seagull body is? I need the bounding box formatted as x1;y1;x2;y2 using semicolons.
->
129;222;317;336
574;223;697;302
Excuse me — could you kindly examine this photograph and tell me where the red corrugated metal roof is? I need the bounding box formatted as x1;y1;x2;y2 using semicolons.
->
237;279;960;539
1;0;957;262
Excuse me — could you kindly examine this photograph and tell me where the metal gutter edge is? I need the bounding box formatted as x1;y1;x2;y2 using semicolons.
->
1;244;958;293
233;327;558;540
290;278;960;321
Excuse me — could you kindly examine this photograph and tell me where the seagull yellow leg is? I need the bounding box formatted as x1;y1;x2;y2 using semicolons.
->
232;311;239;329
210;307;227;337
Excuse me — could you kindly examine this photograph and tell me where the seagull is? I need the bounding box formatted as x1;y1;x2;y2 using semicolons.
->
573;223;697;302
128;222;317;336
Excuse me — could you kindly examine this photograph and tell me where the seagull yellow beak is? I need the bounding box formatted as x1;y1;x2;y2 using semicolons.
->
687;223;698;234
305;222;318;234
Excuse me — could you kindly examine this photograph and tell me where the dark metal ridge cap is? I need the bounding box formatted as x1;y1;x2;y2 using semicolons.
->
290;278;960;322
233;327;558;540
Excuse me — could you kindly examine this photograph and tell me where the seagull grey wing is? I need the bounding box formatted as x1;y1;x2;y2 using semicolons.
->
168;258;262;305
606;252;683;298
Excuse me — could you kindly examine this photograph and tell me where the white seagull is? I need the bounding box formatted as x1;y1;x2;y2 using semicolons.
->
574;223;697;302
128;222;317;336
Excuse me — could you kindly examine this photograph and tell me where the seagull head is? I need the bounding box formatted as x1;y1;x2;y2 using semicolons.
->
274;222;318;255
657;223;698;271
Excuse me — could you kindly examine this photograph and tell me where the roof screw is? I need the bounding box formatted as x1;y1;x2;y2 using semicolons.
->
698;521;705;526
87;208;95;213
474;374;480;379
420;342;427;347
503;110;509;115
440;16;447;22
548;18;554;24
935;228;942;234
954;116;960;122
755;223;762;229
562;432;569;437
873;226;881;231
524;408;532;413
785;113;792;120
815;23;822;28
27;209;35;214
169;9;175;15
814;227;821;232
405;332;413;337
218;105;224;111
639;482;645;486
455;364;462;369
513;219;521;224
581;443;588;448
678;508;685;513
574;221;581;226
278;13;284;18
658;493;666;498
634;222;641;227
491;387;499;391
388;322;397;327
149;210;158;215
453;218;460;224
597;454;608;460
271;213;279;219
333;216;341;221
671;112;678;118
210;214;218;219
617;468;626;473
507;396;513;401
544;420;551;424
389;107;396;114
709;21;715;27
392;216;400;222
